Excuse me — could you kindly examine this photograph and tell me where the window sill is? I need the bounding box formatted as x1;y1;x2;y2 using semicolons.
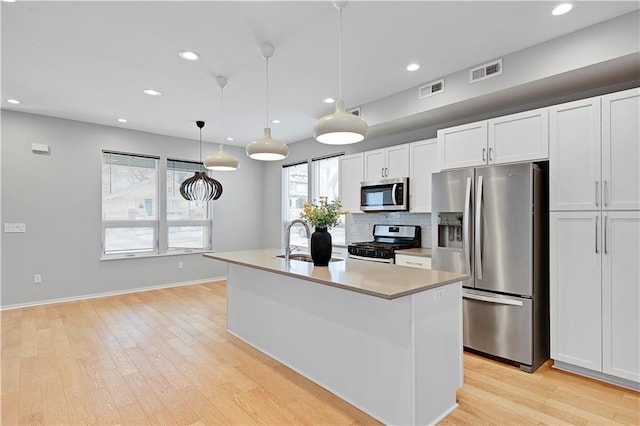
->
100;249;212;261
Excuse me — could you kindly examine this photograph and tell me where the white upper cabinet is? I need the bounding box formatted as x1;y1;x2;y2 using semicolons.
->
602;88;640;211
364;144;409;181
488;108;549;164
549;97;602;211
550;88;640;211
437;121;488;170
339;153;364;213
409;139;437;213
437;108;549;171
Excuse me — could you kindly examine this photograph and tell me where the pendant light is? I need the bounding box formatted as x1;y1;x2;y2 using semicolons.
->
246;42;289;161
180;121;223;201
313;0;368;145
204;76;240;171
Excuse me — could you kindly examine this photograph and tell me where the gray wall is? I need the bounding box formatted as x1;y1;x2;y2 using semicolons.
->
1;110;264;307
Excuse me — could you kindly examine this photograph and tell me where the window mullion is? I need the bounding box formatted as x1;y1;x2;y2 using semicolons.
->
158;157;168;254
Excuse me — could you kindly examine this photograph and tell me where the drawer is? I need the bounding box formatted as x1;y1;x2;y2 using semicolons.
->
395;254;431;269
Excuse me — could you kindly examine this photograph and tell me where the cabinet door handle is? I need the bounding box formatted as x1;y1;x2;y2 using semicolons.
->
595;216;598;254
489;147;494;162
604;180;609;207
595;181;600;207
604;215;608;254
406;260;423;266
482;148;486;162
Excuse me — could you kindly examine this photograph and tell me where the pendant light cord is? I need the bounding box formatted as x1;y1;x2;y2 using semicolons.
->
265;55;270;128
220;85;224;143
338;7;343;100
199;126;203;163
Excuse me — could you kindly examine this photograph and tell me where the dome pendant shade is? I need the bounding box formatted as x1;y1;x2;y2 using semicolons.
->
204;144;239;171
246;127;289;161
180;171;223;201
313;100;368;145
204;75;239;171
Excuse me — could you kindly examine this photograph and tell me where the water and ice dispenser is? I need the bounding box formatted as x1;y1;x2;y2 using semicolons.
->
437;212;464;249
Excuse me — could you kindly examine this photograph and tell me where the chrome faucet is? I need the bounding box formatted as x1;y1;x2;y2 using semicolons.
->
285;219;311;261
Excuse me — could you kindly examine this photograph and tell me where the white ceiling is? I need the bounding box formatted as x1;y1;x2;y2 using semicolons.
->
2;1;639;147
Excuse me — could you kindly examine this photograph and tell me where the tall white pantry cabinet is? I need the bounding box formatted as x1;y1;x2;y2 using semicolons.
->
549;87;640;389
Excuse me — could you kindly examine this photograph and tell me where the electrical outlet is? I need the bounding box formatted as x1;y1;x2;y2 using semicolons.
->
34;274;42;284
178;261;184;269
434;289;445;301
5;223;26;233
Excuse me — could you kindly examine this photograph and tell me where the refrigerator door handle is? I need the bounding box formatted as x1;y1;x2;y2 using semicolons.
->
463;292;524;306
463;177;472;275
475;176;484;280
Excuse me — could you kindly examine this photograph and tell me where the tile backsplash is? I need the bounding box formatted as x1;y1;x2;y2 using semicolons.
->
346;212;431;248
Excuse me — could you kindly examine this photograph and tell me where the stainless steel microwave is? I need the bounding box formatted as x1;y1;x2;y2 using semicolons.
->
360;177;409;212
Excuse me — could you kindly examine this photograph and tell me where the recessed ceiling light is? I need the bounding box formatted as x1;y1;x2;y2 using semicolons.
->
6;98;21;104
225;137;234;141
552;3;573;15
271;119;281;124
322;97;336;104
2;0;17;3
178;50;200;61
142;89;162;96
116;118;128;123
406;63;420;72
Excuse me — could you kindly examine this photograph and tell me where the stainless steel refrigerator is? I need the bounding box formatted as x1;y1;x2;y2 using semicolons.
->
431;162;549;372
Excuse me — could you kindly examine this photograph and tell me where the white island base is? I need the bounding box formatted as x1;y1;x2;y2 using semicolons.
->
226;263;463;425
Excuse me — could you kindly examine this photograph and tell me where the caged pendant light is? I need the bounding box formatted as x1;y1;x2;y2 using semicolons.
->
180;121;223;201
313;0;368;145
245;42;289;161
204;76;239;171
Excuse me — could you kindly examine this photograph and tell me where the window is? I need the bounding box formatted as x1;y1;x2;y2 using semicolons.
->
101;152;212;257
312;154;345;246
283;162;309;248
102;152;159;255
166;160;211;251
281;154;345;249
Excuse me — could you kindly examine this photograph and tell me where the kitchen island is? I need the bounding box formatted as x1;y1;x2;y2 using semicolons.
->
204;249;467;425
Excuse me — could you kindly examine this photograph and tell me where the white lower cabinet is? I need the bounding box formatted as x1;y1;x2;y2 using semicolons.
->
550;211;640;386
602;211;640;382
395;254;431;269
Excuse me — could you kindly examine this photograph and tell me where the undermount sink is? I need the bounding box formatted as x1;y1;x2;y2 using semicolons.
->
275;253;344;263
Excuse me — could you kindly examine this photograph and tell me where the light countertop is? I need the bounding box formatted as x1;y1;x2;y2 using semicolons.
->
204;249;466;300
396;247;432;257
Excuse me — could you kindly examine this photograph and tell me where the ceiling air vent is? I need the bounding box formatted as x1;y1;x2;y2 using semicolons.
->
469;59;503;84
418;79;445;99
347;107;361;117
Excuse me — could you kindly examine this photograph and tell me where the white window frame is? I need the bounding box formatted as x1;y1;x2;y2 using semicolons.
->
282;161;310;249
311;153;345;247
166;158;213;253
101;151;214;260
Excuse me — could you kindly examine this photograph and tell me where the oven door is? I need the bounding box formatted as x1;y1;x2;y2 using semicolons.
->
360;178;408;211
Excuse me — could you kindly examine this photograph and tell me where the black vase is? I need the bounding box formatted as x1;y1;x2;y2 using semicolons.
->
310;227;332;266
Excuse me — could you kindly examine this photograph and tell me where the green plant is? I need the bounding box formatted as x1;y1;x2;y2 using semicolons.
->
300;197;347;229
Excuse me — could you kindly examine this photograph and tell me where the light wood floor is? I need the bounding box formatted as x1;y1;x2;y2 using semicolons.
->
1;281;638;425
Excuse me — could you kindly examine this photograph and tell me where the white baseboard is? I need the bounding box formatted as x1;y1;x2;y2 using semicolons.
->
0;276;227;311
553;360;640;391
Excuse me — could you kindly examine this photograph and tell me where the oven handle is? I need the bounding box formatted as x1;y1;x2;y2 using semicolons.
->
348;254;394;263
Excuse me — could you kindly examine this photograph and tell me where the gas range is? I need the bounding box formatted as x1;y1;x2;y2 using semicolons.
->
348;225;421;263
